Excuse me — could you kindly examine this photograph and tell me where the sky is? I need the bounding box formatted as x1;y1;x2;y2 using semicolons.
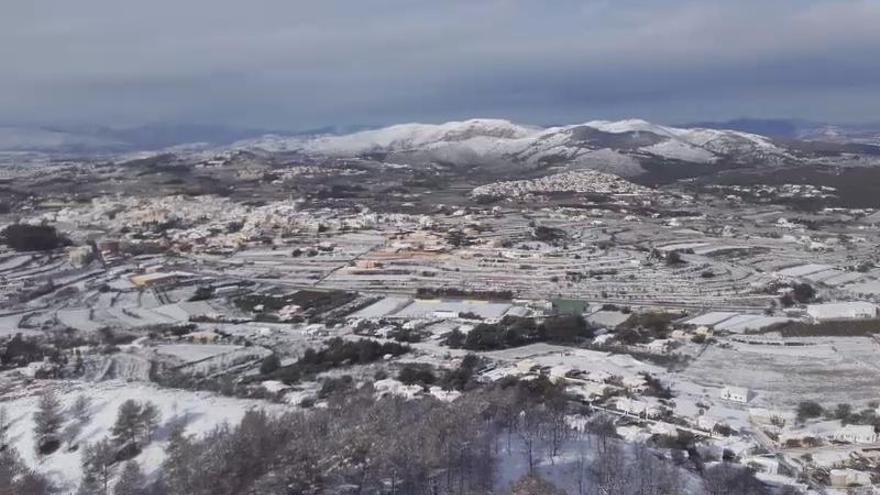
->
2;0;880;130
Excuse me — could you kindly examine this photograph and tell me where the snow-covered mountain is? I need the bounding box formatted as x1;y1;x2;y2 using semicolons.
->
239;118;793;176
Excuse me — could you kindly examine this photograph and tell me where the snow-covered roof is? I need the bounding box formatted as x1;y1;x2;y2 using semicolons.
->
806;301;878;320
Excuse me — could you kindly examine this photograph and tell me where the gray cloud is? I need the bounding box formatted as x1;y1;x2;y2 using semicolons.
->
2;0;879;128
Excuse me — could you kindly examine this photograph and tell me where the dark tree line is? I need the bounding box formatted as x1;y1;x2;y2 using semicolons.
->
0;224;70;252
450;315;594;351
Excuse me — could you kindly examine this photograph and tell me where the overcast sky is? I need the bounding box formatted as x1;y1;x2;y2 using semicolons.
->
2;0;880;129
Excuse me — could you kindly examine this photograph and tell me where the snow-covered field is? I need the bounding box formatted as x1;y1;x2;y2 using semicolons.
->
0;378;290;491
680;336;880;407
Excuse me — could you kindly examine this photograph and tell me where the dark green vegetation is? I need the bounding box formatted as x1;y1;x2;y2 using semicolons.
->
262;338;410;384
396;354;484;391
765;319;880;338
0;224;70;252
615;311;678;345
448;315;594;351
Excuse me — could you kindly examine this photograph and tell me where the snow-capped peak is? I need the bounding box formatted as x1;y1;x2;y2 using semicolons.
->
232;117;792;177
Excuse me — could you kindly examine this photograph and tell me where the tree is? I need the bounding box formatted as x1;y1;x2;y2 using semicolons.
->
259;354;280;375
138;402;161;443
70;395;93;424
703;463;770;495
112;400;143;447
835;403;853;423
792;283;816;303
665;250;685;266
162;422;195;495
1;445;55;495
33;390;64;455
113;461;146;495
796;401;823;423
0;224;70;252
445;328;465;348
80;438;117;495
516;405;548;472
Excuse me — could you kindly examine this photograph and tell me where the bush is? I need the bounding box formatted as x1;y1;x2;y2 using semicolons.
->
796;401;823;423
792;283;816;303
318;376;354;399
259;354;280;375
266;338;410;385
0;224;70;251
398;364;436;386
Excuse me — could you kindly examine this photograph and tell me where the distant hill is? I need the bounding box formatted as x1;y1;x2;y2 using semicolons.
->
687;118;880;146
236;117;794;177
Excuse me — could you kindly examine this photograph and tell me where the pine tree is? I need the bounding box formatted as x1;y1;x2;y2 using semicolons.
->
162;422;194;495
0;445;25;493
33;389;64;454
113;461;146;495
111;400;143;446
137;402;161;444
70;395;93;424
80;438;117;495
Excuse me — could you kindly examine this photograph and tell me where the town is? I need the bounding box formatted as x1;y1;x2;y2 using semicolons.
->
4;129;880;495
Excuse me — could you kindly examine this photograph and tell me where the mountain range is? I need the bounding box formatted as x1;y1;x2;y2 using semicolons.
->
4;118;880;180
236;118;874;177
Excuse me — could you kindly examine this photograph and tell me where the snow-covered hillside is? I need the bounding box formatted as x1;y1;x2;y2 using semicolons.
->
1;379;288;492
237;118;793;177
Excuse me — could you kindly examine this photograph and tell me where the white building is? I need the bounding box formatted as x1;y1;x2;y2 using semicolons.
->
829;469;872;488
719;386;751;404
832;424;879;444
806;302;878;322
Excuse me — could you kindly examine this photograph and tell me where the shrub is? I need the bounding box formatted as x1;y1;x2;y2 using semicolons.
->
0;224;70;251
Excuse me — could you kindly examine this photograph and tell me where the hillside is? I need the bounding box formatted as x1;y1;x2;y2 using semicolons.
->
238;118;795;177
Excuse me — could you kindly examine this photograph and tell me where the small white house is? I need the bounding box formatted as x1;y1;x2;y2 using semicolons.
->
832;424;879;444
719;386;751;404
830;469;872;488
806;301;879;322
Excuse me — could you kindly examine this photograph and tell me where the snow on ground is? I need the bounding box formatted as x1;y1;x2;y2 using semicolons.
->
680;336;880;407
585;310;630;329
348;296;412;319
0;313;42;337
776;263;835;278
641;138;717;163
391;299;512;320
0;379;290;492
153;343;244;362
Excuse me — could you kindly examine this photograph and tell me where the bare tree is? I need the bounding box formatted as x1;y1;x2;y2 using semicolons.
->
516;406;548;472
